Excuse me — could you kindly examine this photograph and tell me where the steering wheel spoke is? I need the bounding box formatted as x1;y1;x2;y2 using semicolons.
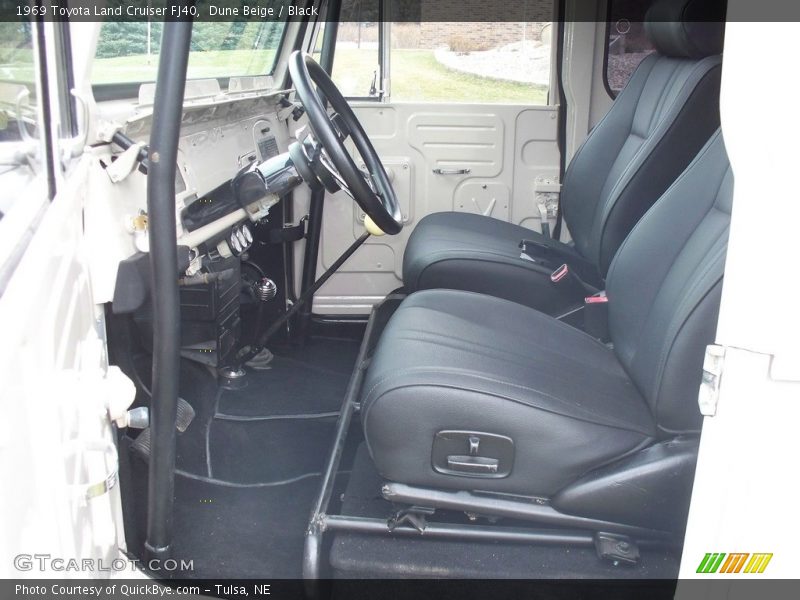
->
318;149;354;199
359;167;378;194
330;112;351;142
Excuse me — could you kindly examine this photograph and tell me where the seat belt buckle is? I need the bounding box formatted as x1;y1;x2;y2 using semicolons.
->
584;291;609;342
585;294;608;304
550;263;569;283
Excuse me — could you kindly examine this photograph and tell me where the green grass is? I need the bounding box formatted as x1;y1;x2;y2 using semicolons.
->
0;47;34;84
2;46;547;105
333;48;548;105
394;50;548;104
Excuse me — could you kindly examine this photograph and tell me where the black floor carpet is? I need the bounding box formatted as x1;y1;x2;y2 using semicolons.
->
122;336;362;579
217;338;360;417
171;474;321;579
209;417;336;484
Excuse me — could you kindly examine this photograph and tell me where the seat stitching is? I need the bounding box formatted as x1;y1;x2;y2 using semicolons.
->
643;60;684;133
561;54;658;229
626;184;728;379
413;251;542;289
404;306;612;364
649;237;727;404
597;61;686;228
400;299;612;352
605;130;723;285
391;328;628;388
579;58;711;261
362;367;654;437
650;281;723;432
595;58;722;263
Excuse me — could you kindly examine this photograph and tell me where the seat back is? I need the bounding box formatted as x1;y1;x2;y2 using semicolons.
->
561;0;726;278
607;130;731;433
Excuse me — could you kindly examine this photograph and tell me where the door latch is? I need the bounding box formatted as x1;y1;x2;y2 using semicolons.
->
698;344;726;416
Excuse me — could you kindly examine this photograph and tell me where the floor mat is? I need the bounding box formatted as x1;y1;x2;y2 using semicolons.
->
171;474;320;579
208;417;337;484
217;338;360;418
123;335;362;579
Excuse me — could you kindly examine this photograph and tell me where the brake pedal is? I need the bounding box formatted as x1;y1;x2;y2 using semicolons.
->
130;397;195;460
130;427;152;460
175;397;196;432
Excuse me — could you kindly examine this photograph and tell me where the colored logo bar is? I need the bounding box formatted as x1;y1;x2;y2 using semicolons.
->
697;553;773;574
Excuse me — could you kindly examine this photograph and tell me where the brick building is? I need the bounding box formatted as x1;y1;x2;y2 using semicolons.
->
418;0;552;49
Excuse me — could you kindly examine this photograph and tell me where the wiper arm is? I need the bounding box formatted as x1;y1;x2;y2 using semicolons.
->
369;70;378;96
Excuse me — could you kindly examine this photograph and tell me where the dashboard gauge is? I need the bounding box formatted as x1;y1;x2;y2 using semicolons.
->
230;232;243;254
242;224;254;244
227;224;254;257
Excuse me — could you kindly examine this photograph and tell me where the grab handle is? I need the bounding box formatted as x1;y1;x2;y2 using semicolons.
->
432;167;471;175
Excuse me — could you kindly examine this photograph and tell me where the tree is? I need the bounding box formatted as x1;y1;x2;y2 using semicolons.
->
95;22;163;58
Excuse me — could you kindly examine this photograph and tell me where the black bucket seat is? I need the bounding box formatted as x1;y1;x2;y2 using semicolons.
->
402;0;726;315
362;130;731;533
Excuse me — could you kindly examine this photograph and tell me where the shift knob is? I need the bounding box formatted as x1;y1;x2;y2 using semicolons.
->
254;277;278;302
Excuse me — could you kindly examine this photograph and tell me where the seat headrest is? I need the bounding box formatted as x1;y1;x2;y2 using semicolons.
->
645;0;726;58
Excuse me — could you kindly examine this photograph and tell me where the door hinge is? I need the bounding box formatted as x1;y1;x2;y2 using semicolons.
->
698;344;726;416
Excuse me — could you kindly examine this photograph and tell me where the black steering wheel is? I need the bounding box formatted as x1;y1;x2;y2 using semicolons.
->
288;51;403;235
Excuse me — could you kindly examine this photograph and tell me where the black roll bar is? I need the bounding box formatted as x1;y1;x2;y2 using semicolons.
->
296;0;342;342
143;19;193;562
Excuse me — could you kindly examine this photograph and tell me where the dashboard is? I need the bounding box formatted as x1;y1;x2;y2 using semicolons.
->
98;89;297;276
86;88;303;368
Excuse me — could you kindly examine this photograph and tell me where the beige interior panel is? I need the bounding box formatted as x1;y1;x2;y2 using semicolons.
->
309;103;561;315
407;112;505;178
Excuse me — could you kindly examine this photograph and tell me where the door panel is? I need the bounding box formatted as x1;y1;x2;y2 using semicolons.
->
0;156;132;575
311;103;560;315
1;19;130;574
407;112;505;178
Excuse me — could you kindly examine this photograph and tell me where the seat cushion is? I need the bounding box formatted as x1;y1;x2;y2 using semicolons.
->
402;212;589;314
361;289;656;497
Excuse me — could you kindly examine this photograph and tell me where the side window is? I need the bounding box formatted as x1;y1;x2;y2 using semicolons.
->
0;21;39;145
0;18;57;288
389;21;552;104
0;19;48;225
605;0;657;96
319;1;554;105
313;0;382;99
